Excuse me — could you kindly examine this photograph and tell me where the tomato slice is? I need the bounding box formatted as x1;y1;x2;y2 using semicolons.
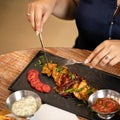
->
27;73;37;81
27;69;51;93
37;82;44;87
42;84;51;93
29;78;38;83
27;69;39;82
35;83;44;92
27;69;39;75
30;80;41;88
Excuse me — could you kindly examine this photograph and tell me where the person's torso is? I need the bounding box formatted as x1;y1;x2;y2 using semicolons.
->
75;0;120;50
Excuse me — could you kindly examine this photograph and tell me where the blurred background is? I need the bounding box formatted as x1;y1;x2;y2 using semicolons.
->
0;0;78;55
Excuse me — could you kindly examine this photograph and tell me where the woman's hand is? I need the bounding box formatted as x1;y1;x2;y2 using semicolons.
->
27;0;57;34
84;40;120;66
27;0;78;35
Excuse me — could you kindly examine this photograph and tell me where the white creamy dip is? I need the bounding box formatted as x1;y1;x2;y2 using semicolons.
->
12;96;37;117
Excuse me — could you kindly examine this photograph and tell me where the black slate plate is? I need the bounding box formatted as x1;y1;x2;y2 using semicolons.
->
8;51;120;120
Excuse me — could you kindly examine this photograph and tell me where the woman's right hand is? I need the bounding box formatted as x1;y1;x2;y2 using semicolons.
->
27;0;57;34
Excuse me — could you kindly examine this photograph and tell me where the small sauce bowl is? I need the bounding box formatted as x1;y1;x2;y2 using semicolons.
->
88;89;120;120
6;90;42;118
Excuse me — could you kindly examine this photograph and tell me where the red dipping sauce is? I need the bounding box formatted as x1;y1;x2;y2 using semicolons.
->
92;98;120;114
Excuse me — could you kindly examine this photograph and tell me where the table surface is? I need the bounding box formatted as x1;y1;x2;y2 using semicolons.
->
0;47;120;120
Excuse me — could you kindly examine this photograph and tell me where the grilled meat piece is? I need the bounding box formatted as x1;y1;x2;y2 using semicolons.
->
41;63;57;76
41;63;96;100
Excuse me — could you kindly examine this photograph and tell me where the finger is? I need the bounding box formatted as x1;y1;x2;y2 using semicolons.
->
27;3;31;19
41;11;50;29
99;54;114;66
36;10;51;34
34;7;43;33
84;44;105;64
109;56;120;66
27;3;35;30
90;49;110;66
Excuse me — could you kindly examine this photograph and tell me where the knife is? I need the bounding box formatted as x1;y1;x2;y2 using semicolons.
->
38;33;49;64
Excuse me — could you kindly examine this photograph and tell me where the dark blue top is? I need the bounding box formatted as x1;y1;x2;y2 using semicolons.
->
74;0;120;50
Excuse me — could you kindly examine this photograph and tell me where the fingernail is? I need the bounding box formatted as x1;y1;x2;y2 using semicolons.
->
84;59;89;64
36;31;39;36
90;66;93;69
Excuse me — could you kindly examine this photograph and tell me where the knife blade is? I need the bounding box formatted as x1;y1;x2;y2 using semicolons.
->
38;33;49;64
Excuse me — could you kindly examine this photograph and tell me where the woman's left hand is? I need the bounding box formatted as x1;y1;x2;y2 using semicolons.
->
84;40;120;67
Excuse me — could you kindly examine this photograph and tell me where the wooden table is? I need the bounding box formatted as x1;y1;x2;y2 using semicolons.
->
0;47;120;120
